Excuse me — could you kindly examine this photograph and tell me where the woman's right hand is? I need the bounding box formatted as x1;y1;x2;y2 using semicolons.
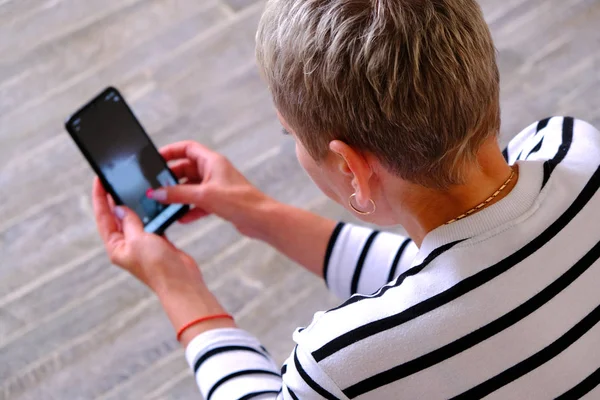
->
154;141;340;279
149;141;273;239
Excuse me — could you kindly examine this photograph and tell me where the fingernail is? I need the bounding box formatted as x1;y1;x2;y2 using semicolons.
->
147;188;167;201
114;206;126;220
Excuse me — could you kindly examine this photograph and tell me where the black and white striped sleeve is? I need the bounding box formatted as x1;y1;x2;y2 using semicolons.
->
504;118;549;163
504;116;582;164
323;223;418;300
186;328;281;399
185;328;345;399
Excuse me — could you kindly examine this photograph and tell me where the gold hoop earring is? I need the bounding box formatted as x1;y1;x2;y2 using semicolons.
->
348;193;376;215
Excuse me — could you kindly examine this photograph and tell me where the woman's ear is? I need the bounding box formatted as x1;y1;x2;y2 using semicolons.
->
329;141;353;177
329;140;373;207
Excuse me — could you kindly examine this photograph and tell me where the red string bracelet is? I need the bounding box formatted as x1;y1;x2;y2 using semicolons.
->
176;314;234;342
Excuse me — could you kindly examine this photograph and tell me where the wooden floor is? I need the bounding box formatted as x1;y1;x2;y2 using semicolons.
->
0;0;598;399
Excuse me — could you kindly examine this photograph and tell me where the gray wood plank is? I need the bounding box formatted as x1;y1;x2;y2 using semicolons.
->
490;0;600;143
96;350;188;400
2;252;121;328
0;308;24;338
0;278;152;398
0;1;228;160
148;371;199;400
0;0;60;25
0;0;144;61
13;300;179;400
0;0;218;115
0;195;100;296
150;65;277;152
220;0;263;12
151;2;263;89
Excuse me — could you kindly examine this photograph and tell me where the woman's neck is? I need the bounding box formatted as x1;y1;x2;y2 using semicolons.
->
390;139;517;247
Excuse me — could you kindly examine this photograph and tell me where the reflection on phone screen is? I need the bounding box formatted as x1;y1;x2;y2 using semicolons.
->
101;149;176;223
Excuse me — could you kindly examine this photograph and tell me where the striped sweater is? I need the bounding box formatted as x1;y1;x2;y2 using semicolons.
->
185;117;600;399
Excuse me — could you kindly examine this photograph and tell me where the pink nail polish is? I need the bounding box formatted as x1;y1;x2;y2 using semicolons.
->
146;188;154;198
114;206;126;220
151;189;167;201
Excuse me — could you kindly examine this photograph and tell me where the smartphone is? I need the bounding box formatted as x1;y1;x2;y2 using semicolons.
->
65;87;189;235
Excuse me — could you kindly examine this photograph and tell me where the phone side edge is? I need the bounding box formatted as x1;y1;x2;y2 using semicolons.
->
149;204;190;235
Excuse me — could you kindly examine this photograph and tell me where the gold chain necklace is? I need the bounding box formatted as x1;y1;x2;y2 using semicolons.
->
444;168;516;225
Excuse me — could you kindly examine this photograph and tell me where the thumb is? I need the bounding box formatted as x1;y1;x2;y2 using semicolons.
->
114;206;144;237
147;184;206;206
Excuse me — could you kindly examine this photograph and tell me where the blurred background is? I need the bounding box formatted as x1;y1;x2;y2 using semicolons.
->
0;0;598;399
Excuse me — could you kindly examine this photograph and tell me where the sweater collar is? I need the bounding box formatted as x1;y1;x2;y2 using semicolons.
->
414;160;543;264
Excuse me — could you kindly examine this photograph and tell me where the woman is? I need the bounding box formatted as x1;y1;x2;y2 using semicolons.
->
93;0;600;398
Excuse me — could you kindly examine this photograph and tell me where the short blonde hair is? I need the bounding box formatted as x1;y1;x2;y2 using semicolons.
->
256;0;500;188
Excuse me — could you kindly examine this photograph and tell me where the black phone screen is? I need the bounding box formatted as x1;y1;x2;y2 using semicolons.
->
67;88;186;233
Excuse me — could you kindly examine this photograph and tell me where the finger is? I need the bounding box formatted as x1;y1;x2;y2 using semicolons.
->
168;159;201;183
148;184;208;206
160;141;214;162
107;195;116;210
178;207;210;224
114;206;145;237
92;178;122;248
106;195;123;231
160;141;219;177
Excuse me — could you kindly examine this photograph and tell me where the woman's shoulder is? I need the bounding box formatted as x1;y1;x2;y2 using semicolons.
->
506;116;600;166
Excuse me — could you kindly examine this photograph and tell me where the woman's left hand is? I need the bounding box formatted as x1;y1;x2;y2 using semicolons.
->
92;179;235;345
91;178;203;294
